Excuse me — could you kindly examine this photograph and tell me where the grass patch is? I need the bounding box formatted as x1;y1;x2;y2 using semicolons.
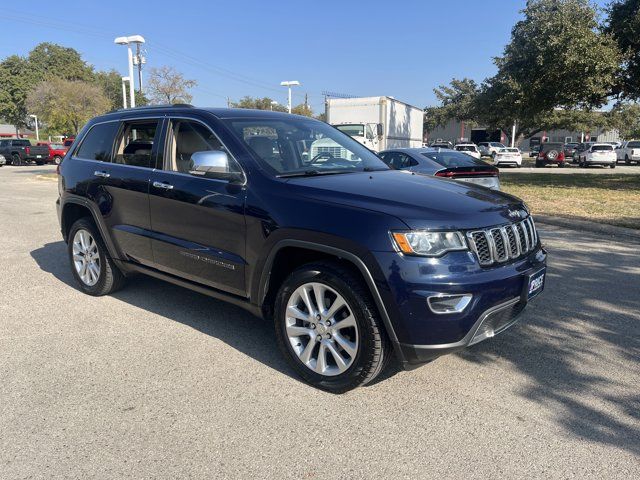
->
500;173;640;229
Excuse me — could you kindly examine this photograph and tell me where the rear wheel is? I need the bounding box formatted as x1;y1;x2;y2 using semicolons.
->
11;154;21;166
68;217;125;296
274;261;390;393
35;161;44;165
625;155;631;165
610;163;616;169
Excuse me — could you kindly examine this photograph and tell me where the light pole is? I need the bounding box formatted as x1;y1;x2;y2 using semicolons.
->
29;114;39;141
270;101;278;111
280;81;300;113
121;77;130;108
114;35;145;108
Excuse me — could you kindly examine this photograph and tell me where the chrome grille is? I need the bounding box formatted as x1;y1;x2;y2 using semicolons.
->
467;217;538;266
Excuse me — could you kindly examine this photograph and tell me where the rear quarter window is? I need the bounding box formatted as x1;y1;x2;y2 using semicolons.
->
422;151;487;168
75;122;120;162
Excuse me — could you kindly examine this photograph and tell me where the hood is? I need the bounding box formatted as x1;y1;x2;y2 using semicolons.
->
285;170;526;230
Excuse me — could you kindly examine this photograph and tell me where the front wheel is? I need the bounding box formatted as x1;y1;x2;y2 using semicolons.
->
68;217;125;296
274;261;390;393
53;155;63;165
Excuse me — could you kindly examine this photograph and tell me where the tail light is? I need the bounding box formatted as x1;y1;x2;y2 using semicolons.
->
558;152;565;161
435;169;498;178
25;146;30;154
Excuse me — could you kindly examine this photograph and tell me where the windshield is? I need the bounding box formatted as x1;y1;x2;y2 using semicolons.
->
490;142;505;148
592;145;613;151
223;117;389;176
422;151;488;168
335;124;364;137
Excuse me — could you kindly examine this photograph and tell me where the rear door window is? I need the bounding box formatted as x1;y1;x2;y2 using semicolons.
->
422;151;487;168
75;122;120;162
114;120;161;168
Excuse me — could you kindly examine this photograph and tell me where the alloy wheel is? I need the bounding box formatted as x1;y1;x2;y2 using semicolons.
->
285;282;359;376
72;229;101;286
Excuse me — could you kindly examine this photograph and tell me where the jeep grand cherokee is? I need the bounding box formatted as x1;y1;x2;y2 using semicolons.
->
56;105;546;392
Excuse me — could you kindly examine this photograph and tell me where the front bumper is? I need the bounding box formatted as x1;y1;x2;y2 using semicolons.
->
371;246;547;367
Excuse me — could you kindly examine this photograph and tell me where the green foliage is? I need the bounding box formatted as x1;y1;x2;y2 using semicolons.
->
291;103;314;117
28;42;94;81
26;78;110;135
424;78;480;134
605;102;640;138
606;0;640;99
231;96;287;112
0;55;37;131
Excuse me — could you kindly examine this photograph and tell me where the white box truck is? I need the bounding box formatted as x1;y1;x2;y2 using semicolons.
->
326;96;424;152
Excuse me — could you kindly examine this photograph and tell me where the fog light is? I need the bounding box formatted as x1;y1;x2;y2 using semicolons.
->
427;294;472;314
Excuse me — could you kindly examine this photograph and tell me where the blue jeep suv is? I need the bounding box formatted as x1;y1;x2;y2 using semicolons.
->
56;105;546;392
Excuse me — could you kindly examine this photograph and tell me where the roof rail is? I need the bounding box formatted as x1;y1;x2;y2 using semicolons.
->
112;103;194;113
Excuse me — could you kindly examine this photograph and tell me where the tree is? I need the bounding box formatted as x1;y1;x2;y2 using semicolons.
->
291;103;314;117
605;102;640;138
146;66;196;104
424;78;480;137
473;0;621;140
28;42;94;82
606;0;640;99
26;78;110;135
0;55;36;135
230;96;287;111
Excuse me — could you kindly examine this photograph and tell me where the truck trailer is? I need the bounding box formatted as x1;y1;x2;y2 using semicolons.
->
325;96;424;152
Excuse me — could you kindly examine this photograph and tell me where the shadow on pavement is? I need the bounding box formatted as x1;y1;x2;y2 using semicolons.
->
30;240;303;386
457;229;640;456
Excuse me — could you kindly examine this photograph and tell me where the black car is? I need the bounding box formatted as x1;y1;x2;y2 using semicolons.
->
57;105;546;392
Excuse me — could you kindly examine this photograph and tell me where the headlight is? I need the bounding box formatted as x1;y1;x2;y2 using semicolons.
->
391;231;467;256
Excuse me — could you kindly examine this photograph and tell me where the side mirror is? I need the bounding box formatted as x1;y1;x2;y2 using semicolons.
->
376;123;383;137
189;150;244;182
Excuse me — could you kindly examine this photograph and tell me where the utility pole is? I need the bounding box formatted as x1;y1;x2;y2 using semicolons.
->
134;43;145;94
227;97;231;108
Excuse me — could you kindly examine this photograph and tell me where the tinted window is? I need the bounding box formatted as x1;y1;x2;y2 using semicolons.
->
490;142;505;148
114;120;159;168
422;151;487;168
75;122;119;162
13;140;30;146
541;143;563;152
627;141;640;148
592;145;613;151
382;152;416;169
0;140;7;147
456;145;476;152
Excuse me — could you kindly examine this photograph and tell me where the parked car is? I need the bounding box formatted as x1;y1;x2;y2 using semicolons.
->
63;137;75;148
57;105;545;392
0;138;50;165
0;154;6;166
493;147;523;167
454;143;481;159
378;147;501;190
430;141;453;149
477;141;506;158
579;143;617;168
37;142;68;165
616;140;640;164
529;145;541;158
572;142;595;163
563;142;579;159
536;142;566;167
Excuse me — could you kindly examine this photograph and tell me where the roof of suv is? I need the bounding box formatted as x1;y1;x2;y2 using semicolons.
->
99;104;303;121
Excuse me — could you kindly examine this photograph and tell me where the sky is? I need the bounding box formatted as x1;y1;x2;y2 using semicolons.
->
1;0;611;114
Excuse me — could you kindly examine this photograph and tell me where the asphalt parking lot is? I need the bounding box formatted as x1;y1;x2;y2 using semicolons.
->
1;165;639;479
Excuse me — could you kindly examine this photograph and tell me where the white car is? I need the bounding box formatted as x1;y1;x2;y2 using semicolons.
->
0;154;5;166
454;143;481;159
580;143;617;168
477;141;506;158
617;140;640;164
493;148;522;167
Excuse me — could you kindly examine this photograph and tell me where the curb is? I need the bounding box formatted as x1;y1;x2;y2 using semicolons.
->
535;214;640;241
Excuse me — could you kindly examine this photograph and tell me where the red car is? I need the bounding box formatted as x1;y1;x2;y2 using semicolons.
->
37;142;68;165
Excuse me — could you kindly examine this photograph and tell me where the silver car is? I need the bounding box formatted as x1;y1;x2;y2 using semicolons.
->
0;154;6;166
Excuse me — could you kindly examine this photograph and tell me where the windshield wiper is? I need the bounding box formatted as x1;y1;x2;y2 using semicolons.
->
277;170;356;178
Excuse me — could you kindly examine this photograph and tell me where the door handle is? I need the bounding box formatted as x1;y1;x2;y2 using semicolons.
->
153;181;174;190
94;170;110;178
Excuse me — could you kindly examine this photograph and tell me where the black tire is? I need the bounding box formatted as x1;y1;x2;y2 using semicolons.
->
11;154;21;166
274;261;390;393
625;155;630;165
67;217;125;296
559;162;565;168
53;155;63;165
610;164;616;169
35;161;44;165
535;161;543;168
